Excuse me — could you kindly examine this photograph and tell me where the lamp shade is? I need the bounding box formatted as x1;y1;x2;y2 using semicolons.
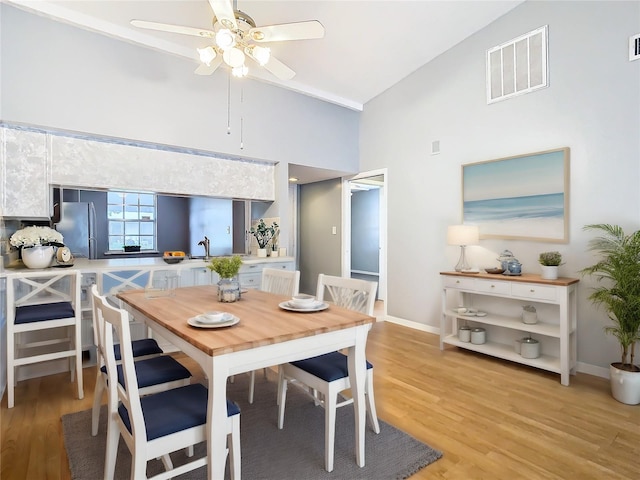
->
447;225;479;246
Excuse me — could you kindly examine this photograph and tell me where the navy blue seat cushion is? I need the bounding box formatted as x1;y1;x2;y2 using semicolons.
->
113;338;163;361
15;301;75;325
101;355;191;389
118;384;240;441
290;351;373;383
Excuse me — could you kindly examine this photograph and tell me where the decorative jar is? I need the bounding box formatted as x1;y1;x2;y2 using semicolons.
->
217;279;241;303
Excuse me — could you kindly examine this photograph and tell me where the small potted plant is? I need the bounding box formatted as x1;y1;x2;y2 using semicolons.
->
538;251;563;280
580;224;640;404
207;255;243;302
10;225;64;269
250;219;278;257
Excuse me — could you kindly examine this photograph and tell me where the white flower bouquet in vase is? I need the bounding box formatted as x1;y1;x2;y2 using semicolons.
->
10;226;64;269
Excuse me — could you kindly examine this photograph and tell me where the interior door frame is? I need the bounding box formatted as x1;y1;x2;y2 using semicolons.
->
342;168;387;310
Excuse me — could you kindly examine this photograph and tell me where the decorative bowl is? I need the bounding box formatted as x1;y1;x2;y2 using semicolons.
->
485;267;505;274
198;311;231;324
290;294;316;308
163;256;185;264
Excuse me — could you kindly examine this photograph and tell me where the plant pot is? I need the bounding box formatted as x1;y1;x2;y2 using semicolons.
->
540;265;558;280
609;363;640;405
21;245;54;269
257;248;267;258
270;249;279;257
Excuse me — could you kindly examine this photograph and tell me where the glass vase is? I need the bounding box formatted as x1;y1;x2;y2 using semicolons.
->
217;278;241;303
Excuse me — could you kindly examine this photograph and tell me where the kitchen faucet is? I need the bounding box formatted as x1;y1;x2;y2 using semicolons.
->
197;236;211;260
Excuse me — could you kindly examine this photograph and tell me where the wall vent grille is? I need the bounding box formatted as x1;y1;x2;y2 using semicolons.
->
630;33;640;61
486;25;548;104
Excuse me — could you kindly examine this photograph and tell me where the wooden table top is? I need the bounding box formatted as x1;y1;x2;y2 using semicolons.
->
117;286;375;357
440;271;579;286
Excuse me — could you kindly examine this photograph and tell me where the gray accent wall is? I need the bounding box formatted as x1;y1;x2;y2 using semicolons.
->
360;0;640;371
298;179;342;295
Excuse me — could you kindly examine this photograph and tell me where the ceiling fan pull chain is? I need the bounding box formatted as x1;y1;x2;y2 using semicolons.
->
240;87;244;150
227;73;232;135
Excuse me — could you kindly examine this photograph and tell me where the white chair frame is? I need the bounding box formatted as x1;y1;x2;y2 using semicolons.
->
277;274;380;472
96;291;241;480
6;269;84;408
90;285;190;436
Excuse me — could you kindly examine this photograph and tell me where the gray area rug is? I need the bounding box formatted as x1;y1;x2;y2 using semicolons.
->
62;374;442;479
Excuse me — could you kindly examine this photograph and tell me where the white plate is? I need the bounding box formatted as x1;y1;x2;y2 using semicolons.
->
475;311;487;317
279;301;329;312
187;315;239;329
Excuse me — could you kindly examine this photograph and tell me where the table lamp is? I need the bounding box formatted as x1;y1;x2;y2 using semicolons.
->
447;225;479;272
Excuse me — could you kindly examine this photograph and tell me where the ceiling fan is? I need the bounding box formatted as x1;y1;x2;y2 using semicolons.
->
131;0;325;80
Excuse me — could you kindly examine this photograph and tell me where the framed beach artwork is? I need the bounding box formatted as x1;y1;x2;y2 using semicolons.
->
462;148;570;242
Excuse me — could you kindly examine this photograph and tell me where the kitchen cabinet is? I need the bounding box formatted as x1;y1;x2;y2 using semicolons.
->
1;128;51;218
238;260;294;290
440;272;579;386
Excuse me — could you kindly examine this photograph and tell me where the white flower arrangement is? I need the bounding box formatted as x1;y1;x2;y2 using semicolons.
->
10;226;64;248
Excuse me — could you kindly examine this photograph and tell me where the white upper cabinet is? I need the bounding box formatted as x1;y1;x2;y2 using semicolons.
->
1;128;51;218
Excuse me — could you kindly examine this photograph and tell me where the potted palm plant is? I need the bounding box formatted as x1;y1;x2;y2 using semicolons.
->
538;251;563;280
580;224;640;404
207;255;243;302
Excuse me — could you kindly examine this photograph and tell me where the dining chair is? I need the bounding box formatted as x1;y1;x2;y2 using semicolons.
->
6;269;84;408
96;289;241;480
277;274;380;472
239;267;302;404
90;285;192;436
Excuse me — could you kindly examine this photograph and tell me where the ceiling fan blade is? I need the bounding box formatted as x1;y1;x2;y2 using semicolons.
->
261;55;296;80
208;0;237;30
249;21;325;43
131;20;215;39
194;56;223;75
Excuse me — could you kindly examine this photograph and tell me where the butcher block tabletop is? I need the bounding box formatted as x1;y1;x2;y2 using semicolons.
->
117;286;375;357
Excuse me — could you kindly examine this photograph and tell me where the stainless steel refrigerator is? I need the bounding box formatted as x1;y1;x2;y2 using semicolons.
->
55;202;97;259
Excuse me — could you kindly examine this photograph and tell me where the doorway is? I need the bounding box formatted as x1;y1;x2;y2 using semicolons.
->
342;169;387;307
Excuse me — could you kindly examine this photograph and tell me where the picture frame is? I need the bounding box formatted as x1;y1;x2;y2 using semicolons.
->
462;147;570;243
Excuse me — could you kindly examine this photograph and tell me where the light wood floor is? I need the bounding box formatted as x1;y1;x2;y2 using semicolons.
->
2;320;639;479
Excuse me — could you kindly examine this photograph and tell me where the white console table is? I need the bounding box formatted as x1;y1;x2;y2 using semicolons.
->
440;272;579;386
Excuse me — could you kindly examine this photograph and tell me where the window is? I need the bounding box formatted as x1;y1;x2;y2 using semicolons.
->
107;191;156;251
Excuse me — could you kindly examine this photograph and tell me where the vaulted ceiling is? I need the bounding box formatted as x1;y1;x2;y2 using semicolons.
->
6;0;524;111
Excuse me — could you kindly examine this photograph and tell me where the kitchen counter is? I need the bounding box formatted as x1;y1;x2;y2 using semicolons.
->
1;256;296;275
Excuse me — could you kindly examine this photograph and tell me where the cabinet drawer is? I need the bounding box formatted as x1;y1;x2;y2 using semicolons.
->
511;283;557;301
442;276;476;290
475;279;511;295
267;262;294;271
240;263;263;274
239;272;261;288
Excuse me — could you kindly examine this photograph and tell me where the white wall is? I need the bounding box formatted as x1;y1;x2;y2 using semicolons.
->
0;4;361;248
360;0;640;371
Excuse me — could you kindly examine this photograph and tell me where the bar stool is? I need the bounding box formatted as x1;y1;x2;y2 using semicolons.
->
6;269;84;408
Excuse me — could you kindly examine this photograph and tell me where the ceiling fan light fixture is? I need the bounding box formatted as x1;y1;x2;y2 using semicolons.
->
232;65;248;78
248;45;271;66
215;28;236;49
223;47;245;68
197;46;217;66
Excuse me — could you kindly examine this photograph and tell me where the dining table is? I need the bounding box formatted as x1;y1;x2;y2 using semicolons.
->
117;285;376;479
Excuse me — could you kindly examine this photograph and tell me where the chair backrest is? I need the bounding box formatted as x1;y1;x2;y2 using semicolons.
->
93;288;147;442
7;269;81;324
316;274;378;316
261;268;300;296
